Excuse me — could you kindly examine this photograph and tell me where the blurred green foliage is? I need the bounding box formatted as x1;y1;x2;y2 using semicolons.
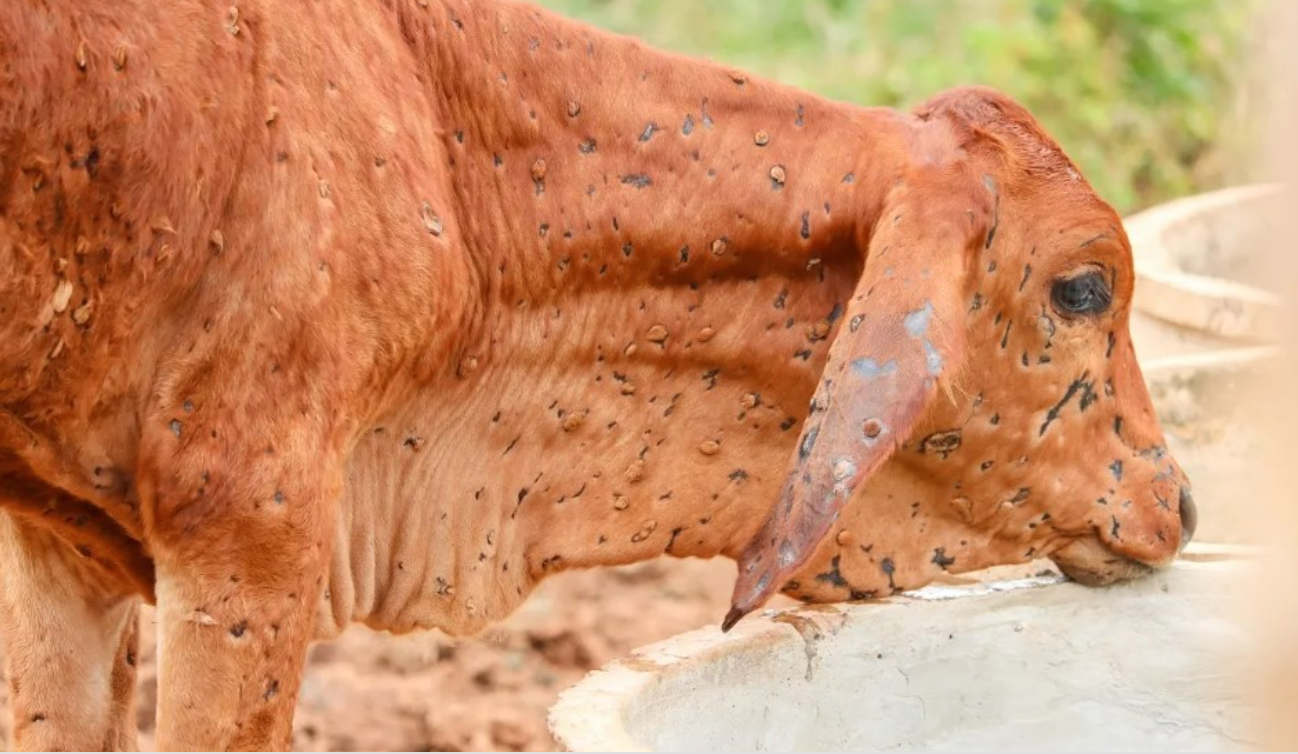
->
538;0;1256;212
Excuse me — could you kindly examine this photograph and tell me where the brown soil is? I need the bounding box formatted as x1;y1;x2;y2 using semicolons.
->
0;557;759;752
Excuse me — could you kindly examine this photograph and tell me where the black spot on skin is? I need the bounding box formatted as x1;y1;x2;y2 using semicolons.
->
229;621;247;638
639;123;659;142
1009;487;1031;505
842;172;855;184
504;435;521;455
969;292;984;312
729;468;749;482
1019;264;1033;291
849;314;864;332
932;548;956;569
621;174;652;189
773;289;787;309
1107;331;1116;358
800;212;811;240
880;558;897;590
30;713;47;723
1021;352;1029;367
578;139;597;154
980;460;995;471
273;490;285;505
988;260;998;273
702;368;720;389
990;413;1000;425
264;679;280;702
815;555;848;588
781;417;797;431
1000;320;1013;349
1111;515;1122;539
794;349;812;361
827;303;843;323
682;114;695;135
84;148;100;177
679;246;690;263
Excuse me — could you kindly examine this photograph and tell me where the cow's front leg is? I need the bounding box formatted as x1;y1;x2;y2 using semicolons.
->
144;413;340;751
0;511;142;752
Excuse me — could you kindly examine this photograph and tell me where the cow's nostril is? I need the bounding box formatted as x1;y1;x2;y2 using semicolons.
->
1178;486;1198;549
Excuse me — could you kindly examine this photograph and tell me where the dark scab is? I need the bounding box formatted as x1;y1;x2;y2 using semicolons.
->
229;621;247;638
1111;515;1122;539
931;548;956;569
679;246;690;263
622;242;634;258
800;212;810;240
773;290;788;310
638;122;659;142
682;114;695;135
849;314;864;332
794;349;812;361
1107;331;1117;359
621;174;652;189
919;430;962;459
729;468;749;482
1019;264;1033;292
781;417;797;431
798;425;820;461
1000;319;1013;349
980;460;995;472
273;490;285;505
578;139;597;154
841;172;855;184
183;399;194;413
815;556;848;588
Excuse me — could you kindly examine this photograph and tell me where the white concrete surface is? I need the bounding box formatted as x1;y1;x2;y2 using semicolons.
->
550;557;1256;752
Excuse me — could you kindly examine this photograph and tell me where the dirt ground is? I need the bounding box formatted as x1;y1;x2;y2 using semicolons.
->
0;557;766;752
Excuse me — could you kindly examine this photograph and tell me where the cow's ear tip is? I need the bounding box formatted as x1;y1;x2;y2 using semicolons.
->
720;605;747;633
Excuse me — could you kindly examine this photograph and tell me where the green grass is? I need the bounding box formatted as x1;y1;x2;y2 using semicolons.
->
538;0;1256;213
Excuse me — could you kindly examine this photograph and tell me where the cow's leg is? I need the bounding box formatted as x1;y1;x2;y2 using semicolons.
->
0;512;141;752
147;435;338;751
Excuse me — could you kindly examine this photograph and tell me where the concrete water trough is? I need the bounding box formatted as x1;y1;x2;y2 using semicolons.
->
549;185;1282;751
550;555;1255;752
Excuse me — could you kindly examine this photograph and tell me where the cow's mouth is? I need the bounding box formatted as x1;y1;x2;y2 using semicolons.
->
1049;537;1156;586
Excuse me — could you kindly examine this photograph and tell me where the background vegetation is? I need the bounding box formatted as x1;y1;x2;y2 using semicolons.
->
540;0;1259;213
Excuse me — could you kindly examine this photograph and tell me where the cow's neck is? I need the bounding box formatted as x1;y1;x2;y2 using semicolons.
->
395;1;924;575
418;0;909;303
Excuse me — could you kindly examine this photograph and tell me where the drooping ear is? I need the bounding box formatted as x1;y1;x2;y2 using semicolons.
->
724;166;995;630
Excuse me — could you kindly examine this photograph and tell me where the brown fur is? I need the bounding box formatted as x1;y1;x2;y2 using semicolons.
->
0;0;1192;749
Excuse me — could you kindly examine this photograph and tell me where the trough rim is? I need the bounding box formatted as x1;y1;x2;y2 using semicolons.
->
1127;182;1284;342
548;546;1249;753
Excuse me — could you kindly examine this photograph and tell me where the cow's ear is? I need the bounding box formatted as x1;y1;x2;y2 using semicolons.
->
724;166;995;630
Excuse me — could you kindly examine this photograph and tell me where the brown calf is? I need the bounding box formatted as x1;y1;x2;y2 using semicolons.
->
0;0;1193;749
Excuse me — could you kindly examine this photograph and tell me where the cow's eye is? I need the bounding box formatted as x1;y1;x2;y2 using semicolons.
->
1051;272;1112;316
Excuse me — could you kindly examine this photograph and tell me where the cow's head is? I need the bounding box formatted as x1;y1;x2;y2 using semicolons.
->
725;87;1194;628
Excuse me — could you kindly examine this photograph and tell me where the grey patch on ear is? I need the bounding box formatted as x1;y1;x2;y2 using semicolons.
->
923;340;943;375
850;357;898;380
903;302;934;337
